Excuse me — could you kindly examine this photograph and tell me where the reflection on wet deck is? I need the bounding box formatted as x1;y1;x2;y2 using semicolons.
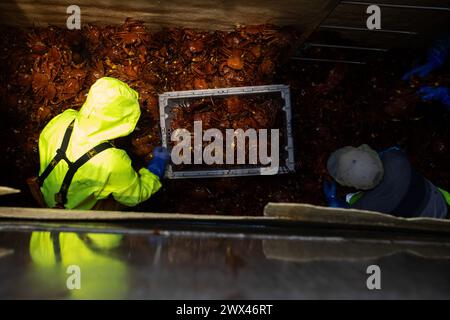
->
1;223;450;299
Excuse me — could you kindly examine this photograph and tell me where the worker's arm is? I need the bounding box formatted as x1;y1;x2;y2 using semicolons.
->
146;146;170;178
106;150;163;207
323;180;349;208
403;32;450;80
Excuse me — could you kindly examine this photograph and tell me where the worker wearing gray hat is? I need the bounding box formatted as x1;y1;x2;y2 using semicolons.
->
324;144;450;219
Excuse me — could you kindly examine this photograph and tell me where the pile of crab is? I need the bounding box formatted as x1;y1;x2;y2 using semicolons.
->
171;95;281;132
0;19;299;176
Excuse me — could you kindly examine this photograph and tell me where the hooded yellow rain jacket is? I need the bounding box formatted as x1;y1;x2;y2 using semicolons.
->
38;77;161;210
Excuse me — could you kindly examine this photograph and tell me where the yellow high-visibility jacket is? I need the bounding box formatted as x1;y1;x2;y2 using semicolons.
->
38;77;161;209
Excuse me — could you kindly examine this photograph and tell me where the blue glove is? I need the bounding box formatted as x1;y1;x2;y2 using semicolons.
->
402;39;449;81
147;146;170;179
418;86;450;110
323;180;349;209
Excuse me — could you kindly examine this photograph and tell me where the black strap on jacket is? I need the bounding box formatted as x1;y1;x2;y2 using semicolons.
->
37;120;75;186
37;120;113;208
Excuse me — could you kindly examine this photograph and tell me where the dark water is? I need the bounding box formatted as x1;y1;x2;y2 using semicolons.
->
1;222;450;299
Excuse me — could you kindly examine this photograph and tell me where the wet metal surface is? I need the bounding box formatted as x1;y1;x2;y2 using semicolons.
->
1;221;450;299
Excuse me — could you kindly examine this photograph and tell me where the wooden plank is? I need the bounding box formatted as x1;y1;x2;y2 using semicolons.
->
264;203;450;234
1;204;450;235
0;206;272;221
0;186;20;196
263;238;450;262
0;0;339;34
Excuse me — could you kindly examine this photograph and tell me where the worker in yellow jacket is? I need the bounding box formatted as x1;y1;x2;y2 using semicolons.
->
33;77;169;210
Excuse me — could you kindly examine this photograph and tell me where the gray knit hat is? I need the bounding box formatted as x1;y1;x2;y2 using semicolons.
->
327;144;384;190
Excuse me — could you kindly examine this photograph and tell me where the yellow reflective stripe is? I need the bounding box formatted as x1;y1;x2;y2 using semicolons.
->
438;188;450;206
347;191;364;206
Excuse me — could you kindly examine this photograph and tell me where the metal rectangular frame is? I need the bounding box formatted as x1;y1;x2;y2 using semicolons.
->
159;85;295;179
